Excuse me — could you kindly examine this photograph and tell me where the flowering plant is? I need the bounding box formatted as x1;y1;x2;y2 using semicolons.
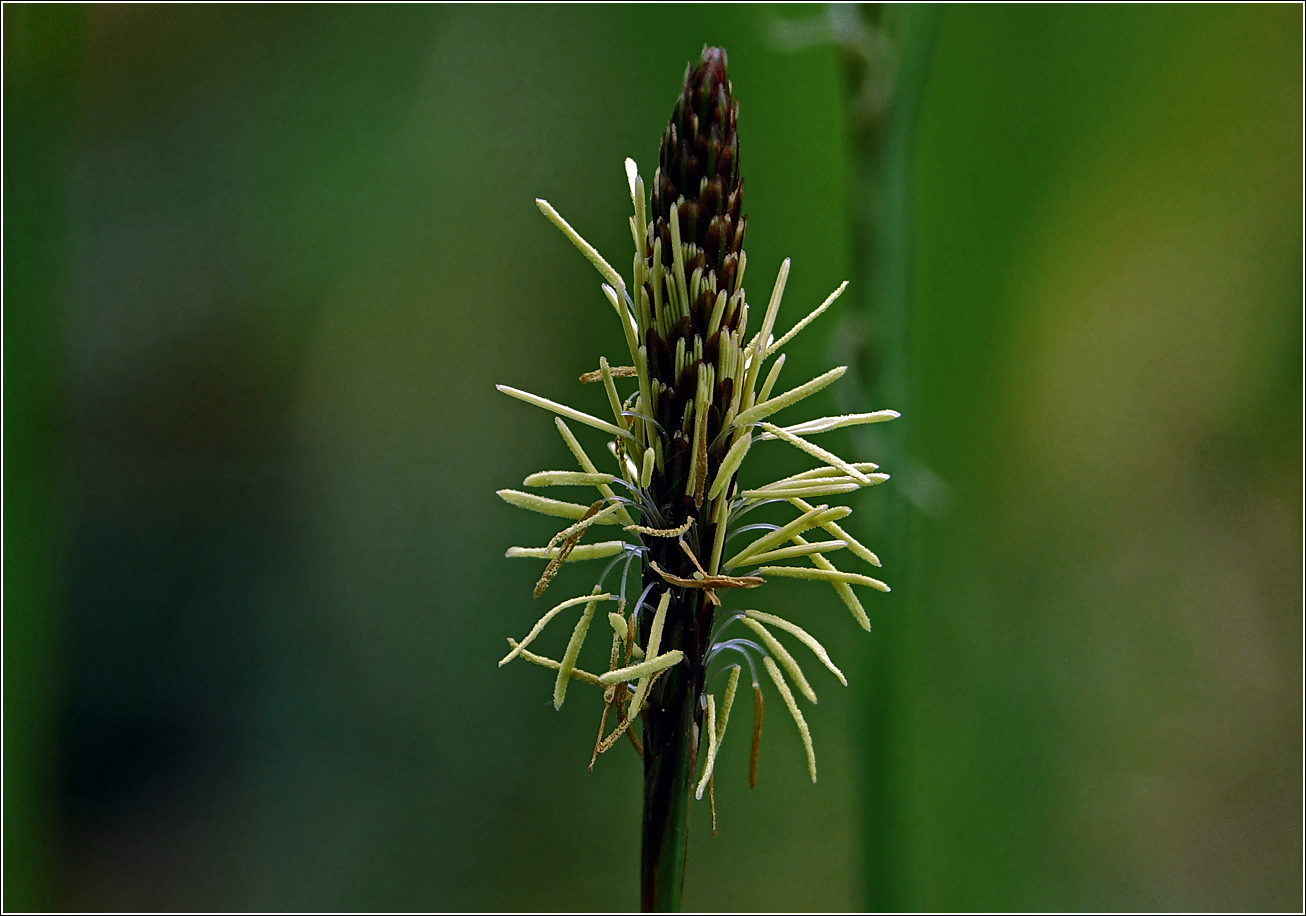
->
496;47;896;910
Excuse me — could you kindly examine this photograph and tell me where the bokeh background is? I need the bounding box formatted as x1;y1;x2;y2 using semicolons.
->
5;4;1301;911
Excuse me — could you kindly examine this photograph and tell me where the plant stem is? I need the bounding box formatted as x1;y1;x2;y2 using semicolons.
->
843;5;943;910
640;642;697;912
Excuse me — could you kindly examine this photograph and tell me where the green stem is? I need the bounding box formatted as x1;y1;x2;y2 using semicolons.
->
640;657;696;912
845;5;943;911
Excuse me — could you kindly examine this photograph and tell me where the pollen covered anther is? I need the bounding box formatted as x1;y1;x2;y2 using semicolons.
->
624;517;693;538
580;365;638;384
534;501;612;597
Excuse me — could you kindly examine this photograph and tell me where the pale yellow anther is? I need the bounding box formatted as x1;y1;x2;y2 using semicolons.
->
505;542;628;561
756;422;871;484
774;410;900;437
763;656;816;783
725;504;851;571
756;565;890;591
745;609;846;686
625;590;672;717
553;418;634;525
505;638;603;685
536;198;625;292
645;589;671;658
740;617;817;704
734;366;847;429
707;289;728;337
741;482;862;500
791;533;872;629
749;257;790;361
555;588;602;709
747;474;883;493
775;463;880;483
757;353;786;404
787;497;881;567
499;592;613;666
707;484;730;576
695;695;718;800
608;611;629;640
668;201;691;320
735;539;848;566
599;357;629;432
498;384;632;440
598;649;684;685
766;280;848;358
601;285;642;368
707;432;751;500
719;665;741;738
522;471;618;488
498;489;620;522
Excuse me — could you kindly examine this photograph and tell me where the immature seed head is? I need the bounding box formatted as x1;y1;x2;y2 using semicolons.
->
651;46;745;292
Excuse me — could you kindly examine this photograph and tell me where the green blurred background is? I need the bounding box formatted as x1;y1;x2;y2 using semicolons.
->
4;4;1300;911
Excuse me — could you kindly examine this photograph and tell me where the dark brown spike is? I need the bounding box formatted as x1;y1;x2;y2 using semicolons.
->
650;46;744;285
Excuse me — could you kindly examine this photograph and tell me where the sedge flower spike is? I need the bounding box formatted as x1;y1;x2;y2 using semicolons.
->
496;47;898;909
